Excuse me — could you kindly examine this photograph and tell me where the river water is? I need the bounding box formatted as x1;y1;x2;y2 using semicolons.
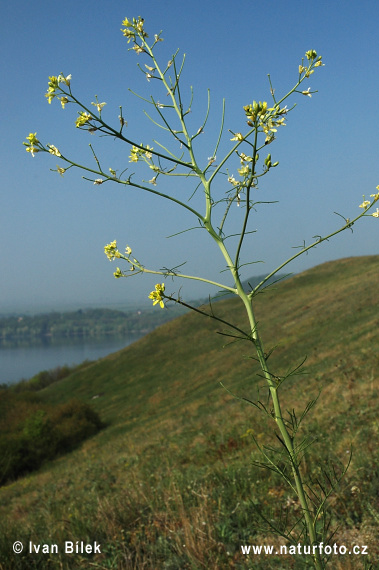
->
0;334;144;385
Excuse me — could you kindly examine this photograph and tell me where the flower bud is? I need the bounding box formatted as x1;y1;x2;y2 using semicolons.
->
305;49;317;61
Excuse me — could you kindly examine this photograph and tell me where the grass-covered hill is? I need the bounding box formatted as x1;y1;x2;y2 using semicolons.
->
1;256;379;569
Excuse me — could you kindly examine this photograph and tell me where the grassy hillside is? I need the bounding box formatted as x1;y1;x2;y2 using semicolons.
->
1;256;379;569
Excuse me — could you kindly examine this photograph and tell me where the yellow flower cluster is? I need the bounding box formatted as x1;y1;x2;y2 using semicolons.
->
75;112;92;128
148;283;165;308
45;74;71;106
298;51;324;77
237;152;253;178
243;101;287;143
104;240;121;261
129;144;153;163
243;101;268;125
359;187;379;216
45;76;60;104
23;132;40;157
121;16;148;53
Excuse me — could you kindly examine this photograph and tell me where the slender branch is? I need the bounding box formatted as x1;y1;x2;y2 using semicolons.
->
55;153;205;220
250;208;373;297
65;89;193;170
234;127;259;268
163;294;250;339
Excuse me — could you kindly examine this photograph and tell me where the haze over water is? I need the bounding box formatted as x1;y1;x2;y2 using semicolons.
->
1;334;143;385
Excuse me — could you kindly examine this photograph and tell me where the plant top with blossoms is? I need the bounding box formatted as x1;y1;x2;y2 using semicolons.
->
24;16;379;570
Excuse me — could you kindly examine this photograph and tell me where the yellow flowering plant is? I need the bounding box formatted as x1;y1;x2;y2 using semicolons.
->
25;16;379;570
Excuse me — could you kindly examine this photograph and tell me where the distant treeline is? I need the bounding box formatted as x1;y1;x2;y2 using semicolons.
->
0;306;186;341
0;274;287;342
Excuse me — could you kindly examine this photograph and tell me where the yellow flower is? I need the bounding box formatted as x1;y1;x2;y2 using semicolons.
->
114;267;123;278
91;101;107;113
25;146;39;157
238;165;250;177
125;246;132;255
75;112;92;128
239;153;252;163
135;18;145;34
302;87;312;97
372;208;379;218
228;175;238;186
370;187;379;202
48;145;61;157
58;74;72;86
26;132;39;145
148;283;165;308
133;45;144;54
57;166;66;176
121;28;135;41
59;97;69;109
129;146;140;162
144;145;153;159
230;133;244;142
359;199;371;209
23;132;40;157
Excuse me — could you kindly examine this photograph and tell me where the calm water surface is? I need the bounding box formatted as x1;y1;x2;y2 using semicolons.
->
0;335;144;385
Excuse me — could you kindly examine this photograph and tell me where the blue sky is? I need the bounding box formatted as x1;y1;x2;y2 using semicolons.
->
1;0;378;313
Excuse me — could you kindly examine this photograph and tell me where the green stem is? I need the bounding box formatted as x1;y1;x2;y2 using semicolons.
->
55;153;204;221
240;288;323;569
234;127;259;268
130;262;237;294
210;222;323;569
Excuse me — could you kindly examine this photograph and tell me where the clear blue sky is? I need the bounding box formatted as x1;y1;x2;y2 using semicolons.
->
1;0;378;313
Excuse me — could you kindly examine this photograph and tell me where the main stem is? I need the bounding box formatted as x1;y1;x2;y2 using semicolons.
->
209;231;322;568
240;287;323;570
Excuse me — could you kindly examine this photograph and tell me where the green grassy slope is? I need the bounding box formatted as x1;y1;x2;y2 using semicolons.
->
1;256;379;569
